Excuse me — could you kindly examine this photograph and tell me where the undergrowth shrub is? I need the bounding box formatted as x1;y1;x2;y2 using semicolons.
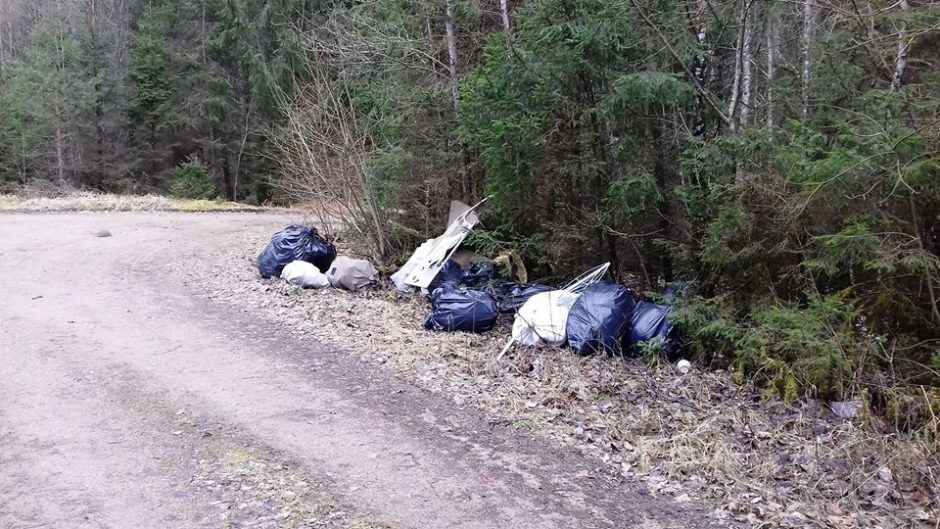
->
675;294;877;402
170;156;216;200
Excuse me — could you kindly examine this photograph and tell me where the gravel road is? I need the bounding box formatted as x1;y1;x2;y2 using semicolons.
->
0;212;720;529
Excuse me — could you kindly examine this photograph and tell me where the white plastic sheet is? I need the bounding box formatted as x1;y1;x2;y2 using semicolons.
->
391;199;486;292
281;260;330;288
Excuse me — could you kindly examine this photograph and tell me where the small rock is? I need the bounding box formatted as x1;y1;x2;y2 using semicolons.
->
95;230;112;237
674;493;692;503
877;466;892;482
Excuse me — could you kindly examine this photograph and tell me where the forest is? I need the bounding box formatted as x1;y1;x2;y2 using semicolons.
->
1;0;939;420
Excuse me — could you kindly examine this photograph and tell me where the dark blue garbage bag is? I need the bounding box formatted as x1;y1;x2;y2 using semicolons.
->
257;225;336;279
424;288;499;333
461;262;496;287
565;281;636;356
630;300;677;349
485;282;555;313
427;259;465;293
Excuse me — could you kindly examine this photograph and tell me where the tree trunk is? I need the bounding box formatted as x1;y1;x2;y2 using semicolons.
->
694;0;708;84
910;195;940;325
0;3;5;75
90;0;105;188
499;0;511;33
443;0;460;110
691;0;710;135
727;0;749;133
800;0;814;119
55;120;66;184
765;8;776;129
890;0;909;92
739;4;754;128
443;0;468;200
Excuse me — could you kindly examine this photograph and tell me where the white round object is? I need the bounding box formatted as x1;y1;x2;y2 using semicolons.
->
677;359;691;374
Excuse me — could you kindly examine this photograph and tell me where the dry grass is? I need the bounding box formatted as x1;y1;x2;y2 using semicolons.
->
177;232;940;529
0;192;268;213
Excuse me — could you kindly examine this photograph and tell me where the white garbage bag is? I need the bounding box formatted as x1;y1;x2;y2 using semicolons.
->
281;260;330;288
511;290;580;346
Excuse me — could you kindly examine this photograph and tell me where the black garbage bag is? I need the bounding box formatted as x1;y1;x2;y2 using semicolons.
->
565;281;636;356
426;259;465;293
424;288;499;333
257;225;336;279
485;282;555;313
630;301;677;349
461;262;496;287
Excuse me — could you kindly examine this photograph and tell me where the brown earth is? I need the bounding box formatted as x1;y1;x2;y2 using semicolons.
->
0;212;723;529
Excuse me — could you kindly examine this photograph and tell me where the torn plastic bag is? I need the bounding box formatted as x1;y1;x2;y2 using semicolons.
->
565;282;636;356
281;260;330;288
257;225;336;278
511;290;580;346
486;282;555;313
327;256;379;291
424;288;499;333
630;301;676;348
427;259;464;293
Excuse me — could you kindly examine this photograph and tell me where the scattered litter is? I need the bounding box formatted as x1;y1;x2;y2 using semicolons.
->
676;359;691;374
281;260;330;288
560;263;611;294
257;225;336;279
511;290;579;347
565;281;635;356
424;288;499;333
326;256;379;291
830;400;863;419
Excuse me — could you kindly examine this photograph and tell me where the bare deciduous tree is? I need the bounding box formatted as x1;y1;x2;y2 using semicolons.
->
890;0;909;92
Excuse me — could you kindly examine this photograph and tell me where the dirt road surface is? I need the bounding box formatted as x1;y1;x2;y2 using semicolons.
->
0;212;721;529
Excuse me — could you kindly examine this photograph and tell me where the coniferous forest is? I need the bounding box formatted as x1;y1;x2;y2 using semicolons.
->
2;0;939;411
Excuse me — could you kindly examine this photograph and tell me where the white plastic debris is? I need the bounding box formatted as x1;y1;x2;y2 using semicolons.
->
281;260;330;288
676;359;691;374
511;290;580;347
830;400;863;419
391;199;486;292
560;262;611;294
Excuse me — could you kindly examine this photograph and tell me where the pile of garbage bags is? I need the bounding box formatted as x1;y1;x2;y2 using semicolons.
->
420;257;684;358
257;226;378;291
257;221;683;358
257;225;336;279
